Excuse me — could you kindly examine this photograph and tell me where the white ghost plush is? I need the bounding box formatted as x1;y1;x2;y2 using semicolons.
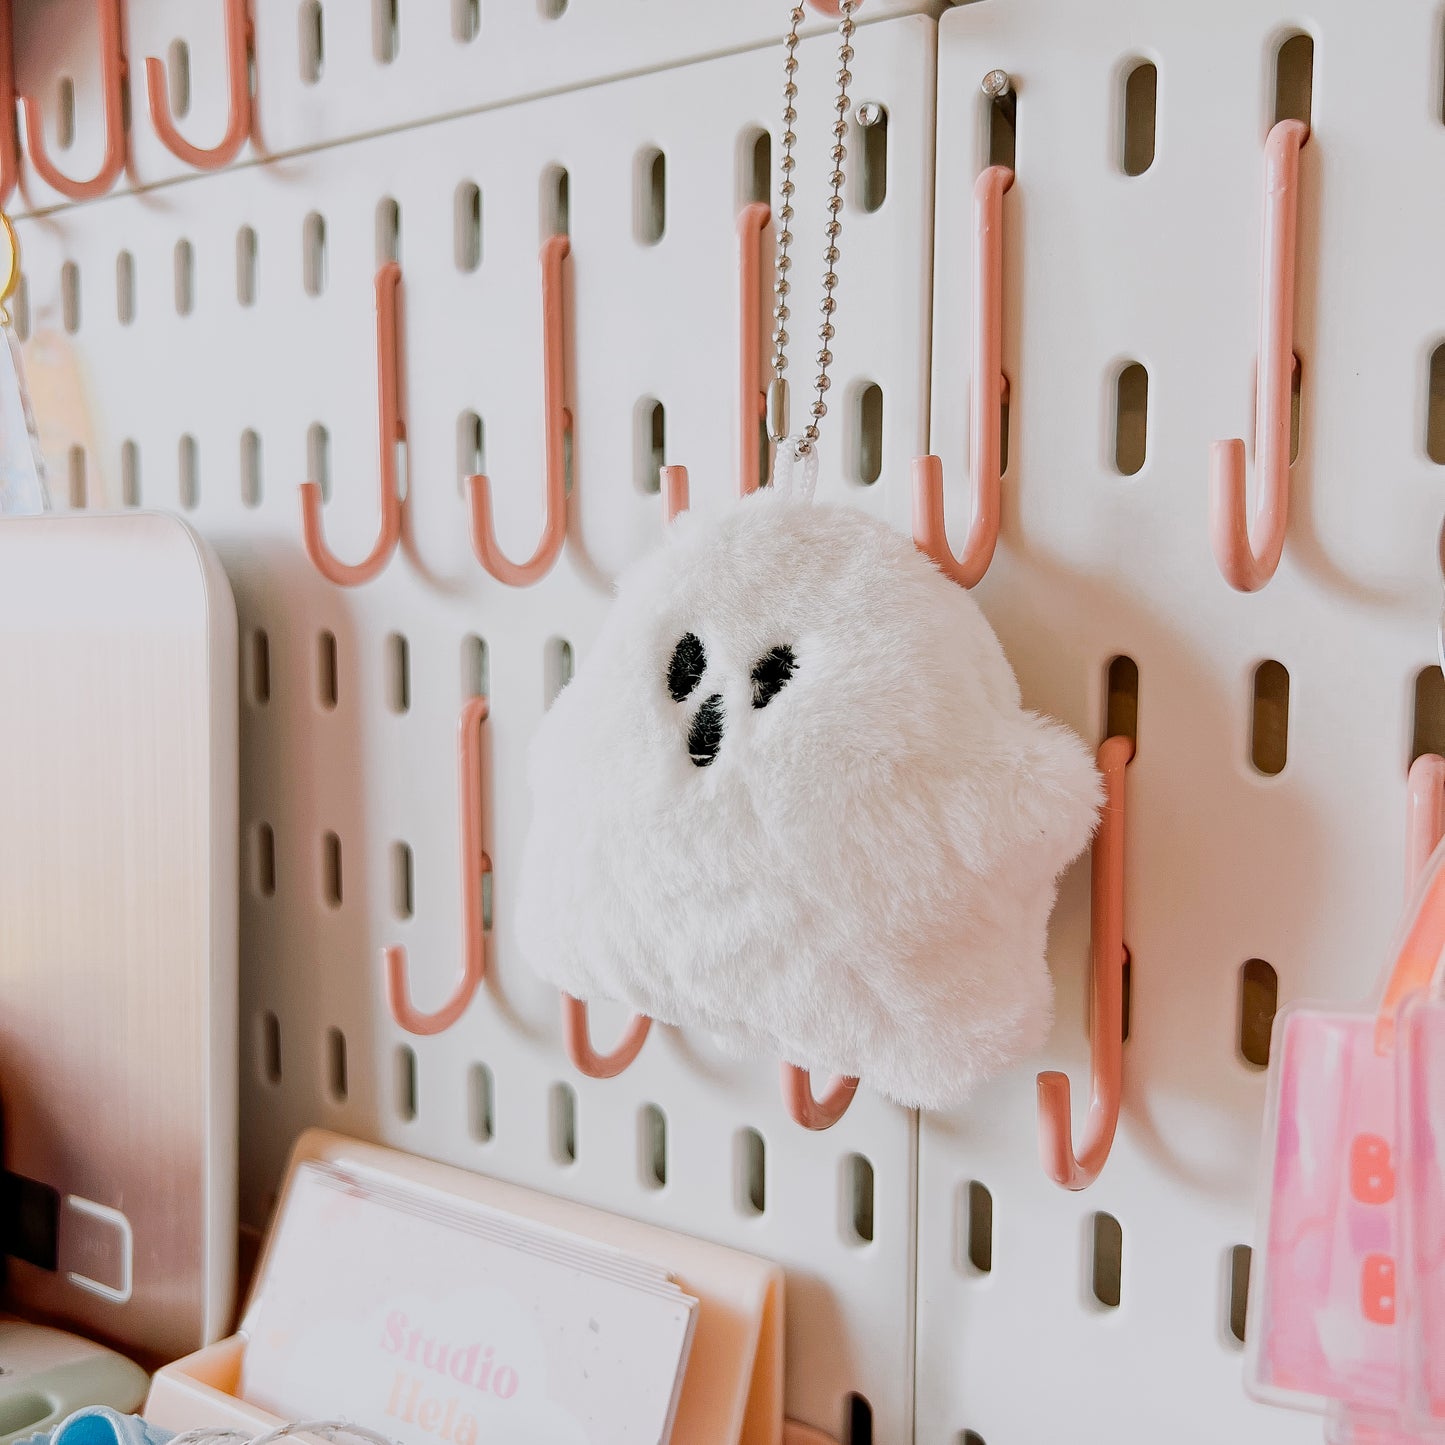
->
516;489;1101;1110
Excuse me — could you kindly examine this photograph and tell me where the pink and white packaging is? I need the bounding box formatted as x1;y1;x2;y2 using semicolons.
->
1248;829;1445;1442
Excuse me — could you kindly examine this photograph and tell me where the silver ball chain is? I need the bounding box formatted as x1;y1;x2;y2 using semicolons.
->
767;0;858;458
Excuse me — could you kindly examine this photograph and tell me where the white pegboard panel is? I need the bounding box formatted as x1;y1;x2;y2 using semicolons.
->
9;0;939;213
14;17;935;1442
919;3;1445;1442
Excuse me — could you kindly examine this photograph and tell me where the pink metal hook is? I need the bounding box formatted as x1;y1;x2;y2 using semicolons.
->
467;234;571;586
559;463;689;1076
661;463;689;524
913;165;1014;589
1373;753;1445;1052
386;697;490;1036
782;1064;860;1132
18;0;127;201
1210;118;1309;592
299;262;405;587
1036;734;1134;1190
561;996;653;1080
738;202;769;498
0;1;21;207
145;0;253;170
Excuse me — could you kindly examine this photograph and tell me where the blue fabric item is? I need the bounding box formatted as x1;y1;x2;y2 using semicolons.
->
16;1408;172;1445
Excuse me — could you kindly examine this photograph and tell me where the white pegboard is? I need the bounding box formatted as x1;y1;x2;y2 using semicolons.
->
9;0;937;212
918;3;1445;1442
13;15;936;1443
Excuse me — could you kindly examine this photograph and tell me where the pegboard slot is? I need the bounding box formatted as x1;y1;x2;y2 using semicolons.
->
240;429;262;508
56;76;76;150
1105;655;1139;745
1250;660;1290;776
455;183;482;272
390;841;414;919
846;1394;873;1445
322;831;343;907
635;147;666;245
1238;959;1278;1068
385;633;410;714
858;105;888;212
1090;1212;1123;1309
260;1012;282;1085
395;1045;417;1122
736;1127;765;1216
544;638;574;707
248;629;271;705
1121;61;1157;176
66;446;85;509
326;1027;348;1103
960;1181;992;1274
376;197;401;266
468;1063;494;1143
308;422;331;502
640;1104;667;1189
461;634;489;700
252;823;276;898
61;262;80;334
549;1082;578;1165
635;398;665;494
457;411;485;495
987;84;1016;172
174;240;195;317
237;227;258;307
542;166;570;239
120;440;140;506
374;0;400;65
855;382;883;485
1113;362;1148;475
1274;32;1314;128
178;434;199;509
1414;666;1445;761
1228;1244;1252;1344
741;127;771;207
317;630;339;710
847;1154;875;1245
303;213;327;296
166;40;191;119
299;2;324;84
453;0;480;44
116;251;135;325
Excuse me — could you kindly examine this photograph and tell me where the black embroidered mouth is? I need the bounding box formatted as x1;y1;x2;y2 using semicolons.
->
687;694;725;767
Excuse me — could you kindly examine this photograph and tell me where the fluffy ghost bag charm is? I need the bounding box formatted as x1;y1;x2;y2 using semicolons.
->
517;470;1101;1113
518;0;1100;1119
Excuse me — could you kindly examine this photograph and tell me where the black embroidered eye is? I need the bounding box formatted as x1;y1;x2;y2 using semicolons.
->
750;644;796;710
667;633;706;702
687;694;724;767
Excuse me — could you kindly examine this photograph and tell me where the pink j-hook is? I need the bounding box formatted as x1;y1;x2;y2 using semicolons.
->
1210;118;1309;592
18;0;127;201
562;997;653;1080
560;464;692;1078
1037;734;1134;1190
467;234;571;586
0;1;21;207
146;0;253;170
300;262;405;586
738;202;769;498
386;697;491;1036
1373;753;1445;1053
783;1064;860;1132
913;165;1013;589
